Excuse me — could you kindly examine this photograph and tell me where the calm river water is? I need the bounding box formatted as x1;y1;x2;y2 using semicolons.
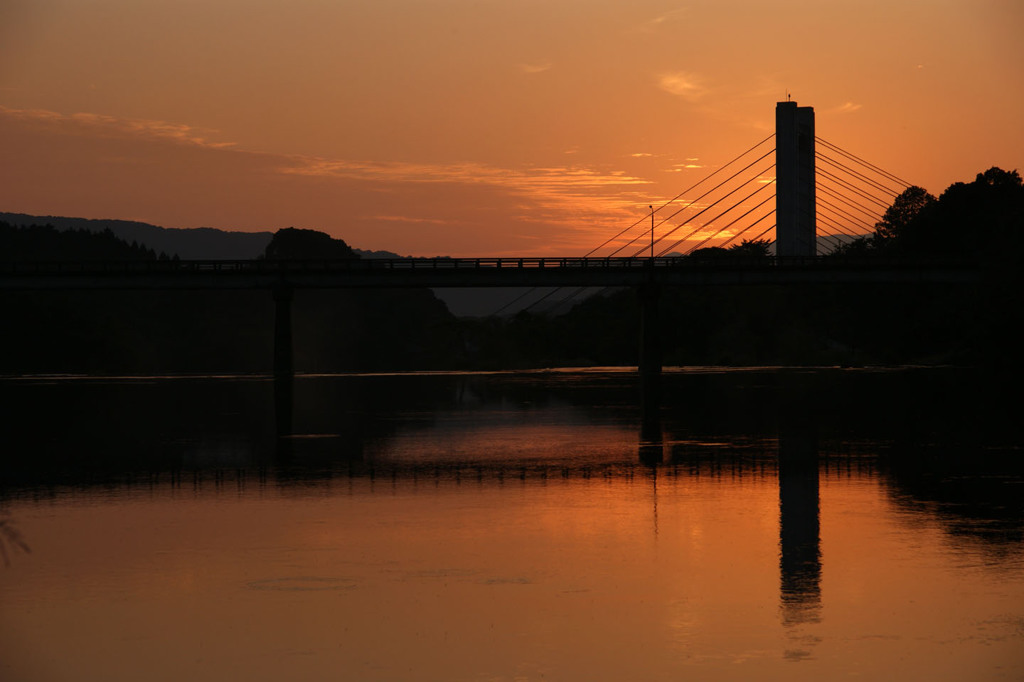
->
1;368;1022;681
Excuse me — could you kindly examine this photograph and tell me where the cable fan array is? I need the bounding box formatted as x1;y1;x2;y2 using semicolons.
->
493;134;913;315
814;137;911;254
587;133;777;258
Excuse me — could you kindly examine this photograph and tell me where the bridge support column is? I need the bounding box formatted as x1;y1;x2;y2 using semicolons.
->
638;282;662;419
776;100;816;259
273;282;294;436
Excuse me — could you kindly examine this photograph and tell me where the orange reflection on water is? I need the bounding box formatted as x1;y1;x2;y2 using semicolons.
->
1;468;1022;681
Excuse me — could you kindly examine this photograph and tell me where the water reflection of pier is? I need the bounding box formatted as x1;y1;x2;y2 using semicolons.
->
778;425;821;626
639;392;823;630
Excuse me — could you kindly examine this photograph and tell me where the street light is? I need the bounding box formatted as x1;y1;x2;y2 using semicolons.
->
650;205;654;260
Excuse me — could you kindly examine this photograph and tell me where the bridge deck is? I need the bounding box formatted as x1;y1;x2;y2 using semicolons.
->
0;256;980;290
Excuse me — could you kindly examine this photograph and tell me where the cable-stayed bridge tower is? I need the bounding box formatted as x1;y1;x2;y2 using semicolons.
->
776;101;816;258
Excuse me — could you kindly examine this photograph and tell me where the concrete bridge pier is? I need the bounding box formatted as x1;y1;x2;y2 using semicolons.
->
638;281;662;423
273;281;294;436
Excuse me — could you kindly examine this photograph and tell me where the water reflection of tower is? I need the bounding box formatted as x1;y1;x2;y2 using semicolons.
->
639;402;664;467
273;282;294;439
778;419;822;625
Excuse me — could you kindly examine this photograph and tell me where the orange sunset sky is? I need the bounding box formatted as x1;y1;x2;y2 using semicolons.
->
1;0;1021;256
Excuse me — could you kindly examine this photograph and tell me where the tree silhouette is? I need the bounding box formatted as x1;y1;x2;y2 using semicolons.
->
687;239;771;262
873;186;936;245
263;227;358;260
870;168;1024;260
929;167;1024;260
0;222;160;261
728;238;772;259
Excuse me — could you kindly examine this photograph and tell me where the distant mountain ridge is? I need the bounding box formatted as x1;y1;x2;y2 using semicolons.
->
0;212;514;315
0;212;414;263
0;212;276;260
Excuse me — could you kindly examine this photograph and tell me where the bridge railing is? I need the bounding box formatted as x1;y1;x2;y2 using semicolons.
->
0;254;974;276
1;256;687;274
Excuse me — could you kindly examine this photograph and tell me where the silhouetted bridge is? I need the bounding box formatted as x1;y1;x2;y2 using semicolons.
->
0;256;979;290
0;100;983;405
0;255;980;400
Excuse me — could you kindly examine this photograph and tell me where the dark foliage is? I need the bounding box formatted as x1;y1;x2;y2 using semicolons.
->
0;223;458;373
464;170;1021;370
263;227;358;260
691;239;773;261
0;212;273;260
836;167;1024;264
873;185;937;245
262;227;459;372
0;221;168;261
913;167;1024;262
2;166;1020;373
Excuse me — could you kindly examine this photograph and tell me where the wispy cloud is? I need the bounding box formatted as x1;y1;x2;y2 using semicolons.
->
371;215;450;225
281;157;648;192
280;156;652;231
832;101;863;114
3;104;650;208
667;162;704;172
519;62;552;74
0;104;656;251
657;72;707;101
636;8;688;32
0;105;236;149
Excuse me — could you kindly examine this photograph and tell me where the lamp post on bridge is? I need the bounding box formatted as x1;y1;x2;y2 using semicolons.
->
639;202;662;430
650;205;655;260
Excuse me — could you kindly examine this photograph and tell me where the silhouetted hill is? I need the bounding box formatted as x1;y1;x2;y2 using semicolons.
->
264;226;359;260
0;224;463;374
0;212;417;262
0;212;529;316
259;228;460;372
0;212;273;260
354;247;403;259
